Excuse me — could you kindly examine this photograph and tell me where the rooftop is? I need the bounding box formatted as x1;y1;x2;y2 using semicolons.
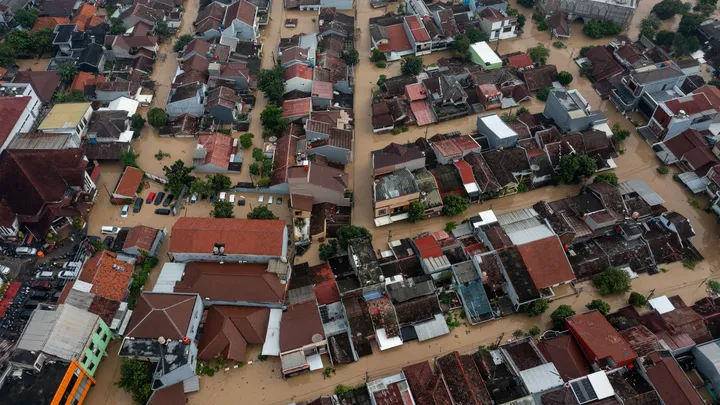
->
517;236;575;288
169;217;287;257
124;292;197;339
498;246;539;303
644;352;704;405
279;300;325;352
567;311;637;367
38;102;90;130
539;334;590;380
375;168;419;202
174;262;285;303
78;250;134;302
198;305;270;362
436;351;493;405
432;134;480;157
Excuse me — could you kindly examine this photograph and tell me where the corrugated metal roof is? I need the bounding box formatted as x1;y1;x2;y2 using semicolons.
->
458;279;493;324
678;172;709;194
506;224;554;245
617;179;665;206
497;208;538;226
45;304;99;361
17;309;60;352
519;363;564;393
414;313;450;341
262;308;282;356
501;216;543;234
152;262;186;293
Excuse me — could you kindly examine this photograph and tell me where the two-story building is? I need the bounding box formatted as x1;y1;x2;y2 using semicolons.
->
373;167;421;226
0;84;41;152
219;0;259;48
478;7;517;41
544;88;608;133
167;82;206;118
637;93;717;142
37;102;93;142
610;62;686;116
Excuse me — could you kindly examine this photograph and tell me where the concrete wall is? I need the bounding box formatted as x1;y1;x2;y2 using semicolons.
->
321;0;352;9
373;157;426;176
374;192;420;218
80;318;111;376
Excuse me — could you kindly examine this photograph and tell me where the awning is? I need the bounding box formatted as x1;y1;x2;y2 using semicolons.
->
307;354;324;371
374;216;392;227
390;212;408;221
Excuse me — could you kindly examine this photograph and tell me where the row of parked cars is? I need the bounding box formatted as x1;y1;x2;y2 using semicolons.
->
120;192;175;217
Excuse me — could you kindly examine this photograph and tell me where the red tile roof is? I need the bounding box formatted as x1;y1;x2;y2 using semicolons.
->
125;292;197;339
411;100;436;126
170;217;287;257
404;15;431;42
507;53;533;69
403;361;453;405
198;305;270;362
174;262;285;303
71;3;98;31
32;16;69;31
567;311;637;368
664;93;715;116
312;80;333;99
584;46;624;82
70;71;107;92
432;135;480;157
123;225;158;251
0;96;30;147
313;280;340;305
78;251;134;302
147;382;186;405
538;335;590;380
517;236;575;288
693;85;720;107
453;160;475;186
196;132;236;169
284;63;313;80
13;71;61;103
224;0;257;27
290;193;313;211
406;83;426;101
664;129;708;161
281;98;312;119
113;166;144;198
279;300;325;352
645;352;704;405
414;235;442;258
377;24;412;53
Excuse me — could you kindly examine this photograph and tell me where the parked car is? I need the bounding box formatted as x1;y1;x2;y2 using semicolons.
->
86;236;101;244
101;226;120;234
103;236;115;248
209;194;216;203
15;246;37;256
258;195;264;203
162;194;174;207
229;194;236;203
154;192;165;206
0;265;9;276
191;193;198;203
133;198;143;213
121;205;129;218
268;196;274;204
146;192;156;204
59;270;78;280
276;197;283;205
238;199;246;206
154;208;171;215
31;280;52;290
219;192;226;201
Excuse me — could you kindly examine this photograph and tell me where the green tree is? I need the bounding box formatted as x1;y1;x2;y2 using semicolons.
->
652;0;688;19
32;29;54;55
401;55;423;75
343;49;359;65
0;43;15;67
655;30;676;46
695;0;716;15
336;225;372;249
518;0;535;8
239;132;254;148
162;160;195;195
155;20;172;37
516;14;526;28
408;201;425;223
451;35;473;60
559;153;597;184
57;61;78;82
252;147;265;162
583;20;623;38
629;292;648;308
536;87;550;101
256;177;271;187
579;46;595;57
594;172;619;186
465;27;488;43
526;298;549;316
247;205;279;219
121;149;140;168
207;173;232;194
370;48;386;62
527;43;550;62
640;16;661;41
257;65;285;105
147;108;168;127
550;305;576;330
189;178;212;196
54;89;88;103
678;13;704;36
248;162;260;176
593;267;632;296
319;240;339;261
131;113;146;131
377;74;387;87
109;18;126;35
528;326;541;336
445;221;456;233
442;194;468;216
260;104;287;136
611;123;630;145
210;199;235;218
173;34;194;52
537;20;549;31
586;299;611;315
708;280;720;294
6;30;32;55
557;71;573;86
116;359;152;405
13;8;38;28
674;34;701;56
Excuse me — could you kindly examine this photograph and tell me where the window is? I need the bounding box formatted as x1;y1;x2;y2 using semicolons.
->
88;342;95;352
104;332;110;343
378;209;386;215
96;325;103;335
503;26;513;33
79;354;87;364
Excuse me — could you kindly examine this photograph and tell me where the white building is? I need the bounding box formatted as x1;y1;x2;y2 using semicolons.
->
0;83;42;152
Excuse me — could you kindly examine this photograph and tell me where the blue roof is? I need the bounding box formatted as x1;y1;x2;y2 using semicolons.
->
458;279;493;324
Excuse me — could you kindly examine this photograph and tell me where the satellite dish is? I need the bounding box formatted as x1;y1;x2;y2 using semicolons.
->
530;164;540;171
269;136;277;142
311;334;324;343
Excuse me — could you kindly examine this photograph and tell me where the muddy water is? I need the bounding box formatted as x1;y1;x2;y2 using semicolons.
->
85;0;720;404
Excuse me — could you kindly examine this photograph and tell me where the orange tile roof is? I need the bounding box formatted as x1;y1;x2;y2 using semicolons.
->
114;166;144;198
170;217;287;257
196;132;236;169
517;236;575;288
71;3;99;31
32;16;70;32
79;251;134;301
70;71;107;92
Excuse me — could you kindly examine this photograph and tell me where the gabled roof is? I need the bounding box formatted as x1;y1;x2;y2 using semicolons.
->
0;96;30;147
71;3;99;31
436;352;493;405
692;85;720;106
464;152;501;193
13;71;61;103
284;63;313;80
78;250;134;302
224;0;257;27
123;225;158;251
507;53;533;69
174;262;285;303
567;311;637;366
432;135;480;157
125;292;198;339
521;65;558;92
196;132;236;168
281;98;312;119
32;16;70;31
644;352;704;405
170;217;287;257
70;71;107;92
584;46;623;81
403;361;453;405
538;334;590;380
198;305;270;362
547;12;569;36
279;300;325;352
114;166;144;198
517;236;575;288
372;143;425;170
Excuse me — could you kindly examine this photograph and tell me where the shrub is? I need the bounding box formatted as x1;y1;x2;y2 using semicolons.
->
586;299;611;315
319;240;339;261
557;71;573;86
536;88;550;101
629;292;648;308
408;201;425;223
442;194;468;216
147;108;168;127
526;299;549;316
528;326;541;336
658;165;670;175
239;132;254;149
593;267;631;296
445;221;457;233
376;60;387;68
708;280;720;293
594;172;618;186
550;305;576;330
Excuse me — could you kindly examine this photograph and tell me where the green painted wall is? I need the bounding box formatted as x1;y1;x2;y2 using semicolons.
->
79;319;111;376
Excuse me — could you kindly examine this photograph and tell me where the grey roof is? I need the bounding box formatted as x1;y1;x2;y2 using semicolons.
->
519;363;564;394
64;288;95;311
8;132;77;150
458;279;493;324
287;285;314;305
453;260;479;284
16;304;98;362
617;179;665;207
386;276;434;303
413;168;443;208
497;208;539;227
16;309;60;352
414;313;450;341
631;63;684;84
374;167;419;202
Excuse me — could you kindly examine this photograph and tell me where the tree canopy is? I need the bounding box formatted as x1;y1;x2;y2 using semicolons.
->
155;20;172;37
239;132;254;148
536;87;550;101
247;205;279;219
207;173;232;194
593;267;632;296
550;305;576;330
13;9;38;28
343;49;359;65
526;298;549;316
58;61;78;83
257;65;285;105
147;108;168;127
527;43;550;62
173;34;194;52
674;34;701;56
337;225;372;249
260;104;287;137
583;20;623;38
117;359;152;405
586;299;611;315
559;153;597;184
163;160;195;195
629;292;648;308
408;201;425;223
593;172;619;186
442;194;468;216
678;13;704;36
655;30;676;46
210;199;235;218
319;240;339;261
54;89;88;103
401;55;423;75
557;71;573;86
652;0;690;19
640;16;661;41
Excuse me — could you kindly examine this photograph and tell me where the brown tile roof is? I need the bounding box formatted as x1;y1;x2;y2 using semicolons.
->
174;262;285;303
147;382;186;405
281;98;312;119
184;38;211;57
538;335;590;380
436;352;492;405
123;225;158;251
170;217;287;257
114;166;144;198
291;193;313;211
224;0;257;27
71;3;98;31
281;46;309;65
284;63;313;80
13;71;61;103
619;325;660;357
125;292;197;339
182;54;210;73
584;46;623;82
0;96;31;148
520;65;558;92
198;305;270;362
307;161;348;193
195;2;225;26
70;71;107;92
507;53;533;69
78;250;134;302
567;311;638;367
645;352;704;405
196;132;236;169
372;142;425;170
548;12;569;36
32;16;70;31
463;151;501;193
279;300;325;352
271;134;299;185
313;281;340;305
517;236;575;288
403;361;453;405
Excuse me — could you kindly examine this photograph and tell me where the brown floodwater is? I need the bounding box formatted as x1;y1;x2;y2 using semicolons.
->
86;0;720;404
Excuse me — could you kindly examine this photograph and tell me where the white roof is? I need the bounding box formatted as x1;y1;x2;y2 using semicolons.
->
587;371;614;400
376;328;403;351
262;308;282;356
506;224;554;245
479;114;518;139
470;41;501;65
472;209;498;228
153;262;186;293
464;183;480;194
519;363;564;393
649;296;675;314
107;96;140;117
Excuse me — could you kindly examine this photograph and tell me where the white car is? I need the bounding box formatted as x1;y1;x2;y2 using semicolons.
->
0;265;10;276
101;226;120;235
229;194;236;203
15;247;37;256
268;196;274;204
121;205;129;218
258;195;264;203
219;192;226;200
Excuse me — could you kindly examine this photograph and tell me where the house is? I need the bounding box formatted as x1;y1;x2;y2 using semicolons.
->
0;88;41;152
9;304;110;376
193;132;242;173
12;70;61;104
403;15;432;55
370;15;414;62
158;114;199;138
318;8;354;38
87;110;133;143
281;98;312;122
477;114;518;149
659;211;695;247
584;46;624;83
72;3;103;31
284;63;314;93
373;168;420;226
168;217;289;263
198;305;275;363
566;311;638;369
544;88;608;133
95;81;134;103
403;361;453;404
280;46;311;68
372;101;395;133
305;129;353;164
122;225;166;257
77;250;134;304
372;143;425;176
70;71;107;96
0;148;96;239
287;160;351;206
637;351;705;405
279;300;328;377
106;34;159;60
470;41;502;69
692;340;720;395
112;166;144;203
478;8;517;41
167;82;206;117
194;1;226;40
118;4;164;28
464;151;501;198
180;38;210;60
215;61;253;91
637;93;717;142
120;292;203;390
219;0;259;48
39;0;76;17
517;235;576;289
431;134;481;164
33;16;70;31
435;352;493;405
205;86;244;124
0;359;96;405
519;65;558;92
548;12;569;39
610;61;686;113
537;0;636;26
653;128;709;166
506;53;534;71
8;132;82;151
38;103;93;142
537;334;590;380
